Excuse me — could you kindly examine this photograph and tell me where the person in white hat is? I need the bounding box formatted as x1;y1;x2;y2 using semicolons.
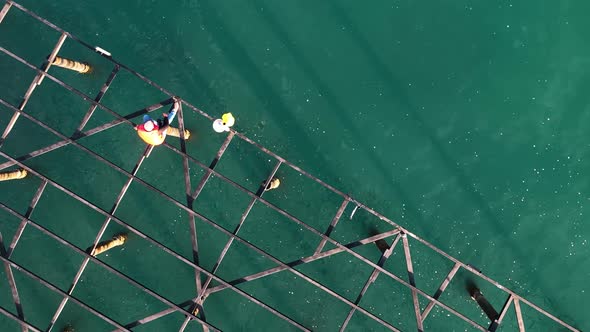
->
134;97;180;145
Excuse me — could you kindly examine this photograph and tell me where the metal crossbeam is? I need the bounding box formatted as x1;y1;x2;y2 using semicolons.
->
206;229;401;296
190;131;235;200
0;232;26;332
182;130;236;325
0;304;41;332
176;103;209;332
0;245;130;331
0;202;220;332
514;298;526;332
402;234;425;331
489;295;514;331
168;143;476;330
36;32;67;86
0;45;146;141
0;98;305;330
1;179;47;332
185;130;235;318
0;72;415;330
420;262;461;321
0;1;12;24
74;64;120;132
119;229;401;330
7;180;47;257
0;98;171;171
314;197;349;255
46;145;152;332
0;153;309;331
180;160;282;331
0;32;66;143
340;234;401;331
0;96;532;331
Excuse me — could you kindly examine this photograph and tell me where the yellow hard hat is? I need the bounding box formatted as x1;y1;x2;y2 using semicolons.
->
221;113;235;127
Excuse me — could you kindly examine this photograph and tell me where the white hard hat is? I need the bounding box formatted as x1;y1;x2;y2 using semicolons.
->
143;120;155;132
212;119;229;133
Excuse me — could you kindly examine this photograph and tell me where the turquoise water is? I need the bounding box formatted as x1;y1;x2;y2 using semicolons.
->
0;0;589;331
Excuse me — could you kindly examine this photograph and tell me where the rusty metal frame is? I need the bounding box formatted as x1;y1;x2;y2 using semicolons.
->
0;1;580;331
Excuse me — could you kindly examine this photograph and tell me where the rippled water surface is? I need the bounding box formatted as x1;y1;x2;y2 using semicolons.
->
0;1;588;331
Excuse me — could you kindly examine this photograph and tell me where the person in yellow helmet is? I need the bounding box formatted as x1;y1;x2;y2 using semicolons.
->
135;98;180;145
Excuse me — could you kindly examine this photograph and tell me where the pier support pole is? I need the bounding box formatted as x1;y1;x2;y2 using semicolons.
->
166;127;191;139
88;234;127;256
52;56;92;74
263;178;280;191
0;169;27;182
468;284;499;322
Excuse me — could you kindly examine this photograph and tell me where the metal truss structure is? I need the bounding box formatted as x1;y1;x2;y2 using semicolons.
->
0;1;580;331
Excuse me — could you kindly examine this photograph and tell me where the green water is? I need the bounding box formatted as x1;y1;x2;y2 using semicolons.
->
0;0;589;331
